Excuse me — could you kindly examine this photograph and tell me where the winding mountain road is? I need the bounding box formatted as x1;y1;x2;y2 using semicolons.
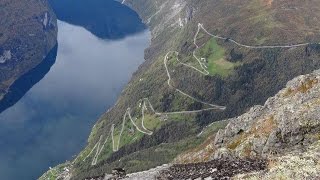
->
79;20;315;166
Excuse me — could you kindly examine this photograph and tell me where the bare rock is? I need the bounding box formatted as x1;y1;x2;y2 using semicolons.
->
212;70;320;159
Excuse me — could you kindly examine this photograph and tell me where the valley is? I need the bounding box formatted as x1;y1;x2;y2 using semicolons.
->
40;1;320;178
0;0;317;179
73;17;317;172
0;6;149;180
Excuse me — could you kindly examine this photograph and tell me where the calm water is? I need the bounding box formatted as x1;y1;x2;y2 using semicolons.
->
0;21;150;179
48;0;146;39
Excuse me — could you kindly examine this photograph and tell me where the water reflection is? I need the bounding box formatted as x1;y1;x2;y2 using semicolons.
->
49;0;146;39
0;21;150;180
0;45;57;114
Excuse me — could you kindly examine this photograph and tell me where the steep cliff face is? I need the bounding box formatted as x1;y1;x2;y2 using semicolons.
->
0;0;57;100
174;70;320;179
213;72;320;159
41;0;320;179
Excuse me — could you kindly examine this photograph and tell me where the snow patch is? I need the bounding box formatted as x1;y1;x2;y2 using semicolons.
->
178;17;184;27
43;12;49;28
0;50;12;63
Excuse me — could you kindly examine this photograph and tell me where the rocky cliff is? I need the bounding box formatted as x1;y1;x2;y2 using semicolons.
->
0;0;57;100
213;72;320;160
173;70;320;179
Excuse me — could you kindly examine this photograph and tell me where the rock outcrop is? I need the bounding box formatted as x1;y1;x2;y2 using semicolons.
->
234;140;320;179
174;70;320;179
0;0;57;100
213;70;320;159
157;158;266;180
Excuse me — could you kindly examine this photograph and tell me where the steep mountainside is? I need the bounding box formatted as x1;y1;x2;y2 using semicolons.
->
41;0;320;179
112;70;320;179
172;70;320;179
0;0;57;101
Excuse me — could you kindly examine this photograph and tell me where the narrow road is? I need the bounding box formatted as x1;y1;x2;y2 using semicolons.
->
141;101;155;134
163;51;226;110
81;22;230;166
199;23;312;49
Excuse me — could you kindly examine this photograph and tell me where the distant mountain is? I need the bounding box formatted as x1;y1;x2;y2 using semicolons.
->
48;0;146;39
0;0;57;104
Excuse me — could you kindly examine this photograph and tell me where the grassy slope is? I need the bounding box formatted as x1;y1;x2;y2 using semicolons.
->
196;37;241;77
